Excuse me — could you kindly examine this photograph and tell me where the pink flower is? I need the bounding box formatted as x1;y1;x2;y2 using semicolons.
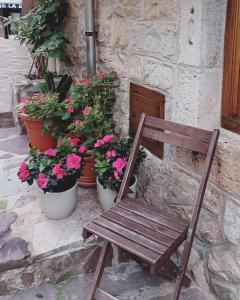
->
18;162;30;182
78;145;86;154
80;78;92;85
94;135;114;148
20;96;31;103
37;173;49;189
82;106;92;116
36;93;46;101
97;71;106;79
114;170;120;181
20;105;27;113
66;153;81;169
103;134;114;144
44;148;56;157
106;150;116;159
112;158;128;174
74;120;82;126
67;106;74;113
52;164;66;180
69;138;80;146
64;97;71;103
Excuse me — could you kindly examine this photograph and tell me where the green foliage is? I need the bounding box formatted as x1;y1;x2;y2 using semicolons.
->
61;71;119;146
36;72;73;101
5;0;68;78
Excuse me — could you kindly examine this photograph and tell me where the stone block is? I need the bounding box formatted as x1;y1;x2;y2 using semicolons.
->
143;0;179;21
192;260;210;292
210;277;240;300
129;21;178;61
224;199;240;246
0;237;31;272
143;58;174;91
0;281;8;296
208;245;240;283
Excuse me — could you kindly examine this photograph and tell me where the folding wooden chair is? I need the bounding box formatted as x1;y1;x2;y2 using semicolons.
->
83;113;219;300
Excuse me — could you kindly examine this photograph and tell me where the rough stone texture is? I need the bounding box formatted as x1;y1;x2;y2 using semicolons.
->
0;212;17;238
0;238;31;272
0;39;32;114
0;262;218;300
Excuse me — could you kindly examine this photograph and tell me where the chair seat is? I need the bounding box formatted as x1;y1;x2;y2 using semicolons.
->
83;197;189;265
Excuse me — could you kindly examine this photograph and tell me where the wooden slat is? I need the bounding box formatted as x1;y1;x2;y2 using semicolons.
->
124;197;189;226
142;127;209;154
84;222;160;264
111;206;180;239
144;116;212;142
118;201;186;233
93;217;167;254
102;210;174;247
94;288;117;300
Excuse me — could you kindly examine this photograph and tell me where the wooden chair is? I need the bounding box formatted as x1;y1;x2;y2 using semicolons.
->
83;113;219;300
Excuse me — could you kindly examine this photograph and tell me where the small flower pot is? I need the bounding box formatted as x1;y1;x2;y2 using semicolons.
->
19;113;57;152
38;182;78;220
97;175;138;211
78;150;97;188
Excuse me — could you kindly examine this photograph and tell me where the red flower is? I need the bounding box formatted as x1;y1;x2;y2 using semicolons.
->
44;148;56;157
37;173;49;189
112;158;128;174
80;78;92;85
69;138;80;146
78;145;86;154
82;106;92;116
64;97;71;103
67;106;74;113
66;153;81;169
52;164;66;180
18;162;30;182
20;106;27;113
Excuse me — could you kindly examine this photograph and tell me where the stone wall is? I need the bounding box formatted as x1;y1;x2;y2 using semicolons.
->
0;39;32;114
64;1;240;299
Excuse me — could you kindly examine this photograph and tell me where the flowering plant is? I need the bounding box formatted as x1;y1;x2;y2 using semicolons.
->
18;92;64;135
93;136;146;192
18;138;87;193
58;70;119;145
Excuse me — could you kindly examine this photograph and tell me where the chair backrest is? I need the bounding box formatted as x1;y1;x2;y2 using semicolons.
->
117;113;219;236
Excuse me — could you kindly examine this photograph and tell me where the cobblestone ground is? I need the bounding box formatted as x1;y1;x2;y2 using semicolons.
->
0;127;218;300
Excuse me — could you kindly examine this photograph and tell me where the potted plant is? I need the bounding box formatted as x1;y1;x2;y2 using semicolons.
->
18;93;60;151
18;137;87;219
5;0;69;79
93;137;146;211
60;70;119;187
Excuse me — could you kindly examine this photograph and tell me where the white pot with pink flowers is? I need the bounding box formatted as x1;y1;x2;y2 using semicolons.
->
93;136;146;211
18;137;87;220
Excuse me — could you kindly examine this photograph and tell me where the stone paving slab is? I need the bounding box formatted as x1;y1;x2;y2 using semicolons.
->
0;262;218;300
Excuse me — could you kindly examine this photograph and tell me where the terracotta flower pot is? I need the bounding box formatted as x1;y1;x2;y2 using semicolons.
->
19;113;57;152
78;150;97;188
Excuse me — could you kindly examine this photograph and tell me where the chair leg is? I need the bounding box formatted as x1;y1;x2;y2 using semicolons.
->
173;242;191;300
87;241;111;300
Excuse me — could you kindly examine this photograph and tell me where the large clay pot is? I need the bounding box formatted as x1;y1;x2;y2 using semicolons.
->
38;182;77;220
97;175;138;211
78;150;97;188
19;113;57;152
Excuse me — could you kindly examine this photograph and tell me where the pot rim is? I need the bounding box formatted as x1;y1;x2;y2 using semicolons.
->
97;174;137;189
38;181;77;195
19;113;41;122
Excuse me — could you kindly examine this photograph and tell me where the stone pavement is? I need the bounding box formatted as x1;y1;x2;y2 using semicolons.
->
0;262;218;300
0;127;219;299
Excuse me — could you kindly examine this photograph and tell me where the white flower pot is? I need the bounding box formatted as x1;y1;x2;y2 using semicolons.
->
97;175;138;211
38;182;78;220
